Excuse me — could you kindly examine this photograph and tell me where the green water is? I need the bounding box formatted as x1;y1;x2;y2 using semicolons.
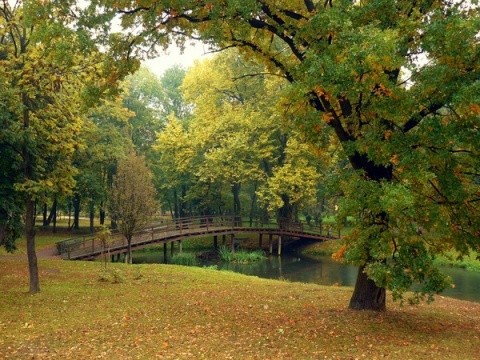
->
133;251;480;303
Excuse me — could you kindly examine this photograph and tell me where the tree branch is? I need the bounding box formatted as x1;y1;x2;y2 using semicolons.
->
402;102;443;133
117;7;150;15
229;36;295;83
247;17;305;62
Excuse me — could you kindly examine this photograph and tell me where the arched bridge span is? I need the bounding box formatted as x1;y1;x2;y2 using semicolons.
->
56;216;338;260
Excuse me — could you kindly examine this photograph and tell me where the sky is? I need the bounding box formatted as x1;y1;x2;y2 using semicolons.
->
142;42;213;78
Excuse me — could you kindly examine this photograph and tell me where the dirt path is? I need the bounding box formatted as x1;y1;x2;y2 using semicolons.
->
0;245;61;261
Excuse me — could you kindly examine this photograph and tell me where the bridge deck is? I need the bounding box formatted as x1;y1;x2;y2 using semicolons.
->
56;216;337;260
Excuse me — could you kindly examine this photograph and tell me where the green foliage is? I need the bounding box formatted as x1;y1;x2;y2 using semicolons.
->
218;246;265;264
99;268;126;284
171;252;198;266
110;153;158;263
69;0;480;308
218;245;234;262
0;140;23;252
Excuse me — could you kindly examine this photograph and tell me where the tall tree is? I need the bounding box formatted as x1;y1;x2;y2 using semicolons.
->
110;153;157;264
0;0;136;293
100;1;480;310
179;49;323;219
73;95;134;232
0;112;23;252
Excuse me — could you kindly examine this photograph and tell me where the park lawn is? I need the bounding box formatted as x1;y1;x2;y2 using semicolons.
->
1;258;479;360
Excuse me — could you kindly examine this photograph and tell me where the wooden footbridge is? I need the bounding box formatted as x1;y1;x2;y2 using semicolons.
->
56;216;338;260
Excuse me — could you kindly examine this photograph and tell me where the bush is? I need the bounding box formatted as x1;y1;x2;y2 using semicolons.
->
98;268;126;283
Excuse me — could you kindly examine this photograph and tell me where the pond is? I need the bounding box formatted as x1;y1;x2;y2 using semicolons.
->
132;251;480;303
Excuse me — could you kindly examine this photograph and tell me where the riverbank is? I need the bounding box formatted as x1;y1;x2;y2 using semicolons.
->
299;238;480;272
1;258;479;359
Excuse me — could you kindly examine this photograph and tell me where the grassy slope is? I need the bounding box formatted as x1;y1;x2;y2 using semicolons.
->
1;258;480;359
1;226;479;359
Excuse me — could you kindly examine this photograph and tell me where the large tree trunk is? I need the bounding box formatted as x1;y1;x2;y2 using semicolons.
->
25;196;40;294
349;264;386;311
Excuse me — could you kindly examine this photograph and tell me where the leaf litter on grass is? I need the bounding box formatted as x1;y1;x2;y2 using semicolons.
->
0;259;479;359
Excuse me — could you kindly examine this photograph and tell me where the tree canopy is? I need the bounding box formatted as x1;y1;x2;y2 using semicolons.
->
0;0;137;292
93;0;479;310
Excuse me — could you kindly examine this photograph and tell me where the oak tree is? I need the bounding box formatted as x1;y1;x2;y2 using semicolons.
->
98;0;480;310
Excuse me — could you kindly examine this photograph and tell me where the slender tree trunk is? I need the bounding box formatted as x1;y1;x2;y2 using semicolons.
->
52;195;57;234
349;264;386;311
173;188;179;219
249;183;257;227
73;194;80;230
126;237;132;264
180;186;187;218
89;201;95;233
22;91;40;293
68;197;72;230
232;183;241;215
42;201;48;227
40;196;57;228
26;195;40;293
99;201;105;225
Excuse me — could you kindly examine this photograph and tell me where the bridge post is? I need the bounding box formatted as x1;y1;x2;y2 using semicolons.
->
278;236;282;256
178;240;183;253
269;234;273;255
171;242;174;257
213;235;218;250
258;234;263;249
163;243;167;263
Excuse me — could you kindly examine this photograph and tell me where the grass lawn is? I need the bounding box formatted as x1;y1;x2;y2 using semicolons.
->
1;225;479;359
1;255;480;359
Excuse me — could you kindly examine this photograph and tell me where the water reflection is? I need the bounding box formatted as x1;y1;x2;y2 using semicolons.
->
207;255;359;287
133;251;479;303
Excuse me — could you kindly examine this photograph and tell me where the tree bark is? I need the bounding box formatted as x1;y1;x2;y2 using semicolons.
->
26;196;40;294
349;264;386;311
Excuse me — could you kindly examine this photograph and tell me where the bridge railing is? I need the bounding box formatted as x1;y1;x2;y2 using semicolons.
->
56;215;328;259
